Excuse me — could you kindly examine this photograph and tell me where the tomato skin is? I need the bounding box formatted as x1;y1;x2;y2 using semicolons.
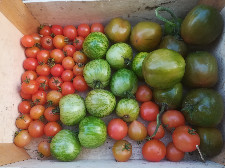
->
62;57;75;70
21;80;39;94
73;36;84;51
49;77;63;90
73;76;88;92
21;71;37;82
172;125;200;152
73;51;88;64
18;101;31;114
63;45;76;57
41;36;54;50
142;139;166;162
112;140;132;162
73;64;84;76
51;25;63;36
23;58;38;71
44;107;60;122
147;121;165;139
61;70;74;82
61;82;75;95
20;90;32;100
39;25;51;36
51;64;64;77
36;64;51;76
44;121;62;137
15;114;32;130
166;142;185;162
107;118;128;140
50;49;65;63
31;33;41;45
77;24;91;38
46;90;63;106
37;50;50;64
32;90;47;105
38;141;51;157
25;47;40;58
14;130;32;148
135;85;152;102
91;23;104;33
21;35;35;48
128;120;147;141
30;105;45;120
36;76;49;91
140;101;159;121
28;120;45;138
63;25;77;40
53;35;68;49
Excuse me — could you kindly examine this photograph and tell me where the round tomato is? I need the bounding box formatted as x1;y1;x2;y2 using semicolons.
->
50;49;65;63
44;121;62;137
140;101;159;121
73;36;84;51
28;120;45;138
51;25;63;36
44;107;60;122
25;47;40;58
21;70;37;82
38;141;51;157
23;58;38;71
39;25;51;36
147;121;165;139
36;76;49;91
73;75;88;92
18;101;31;114
63;25;77;40
91;23;104;33
73;51;88;64
73;63;84;76
41;36;54;50
107;118;128;140
61;70;74;82
37;50;50;64
166;142;185;162
21;35;35;48
21;80;39;94
15;114;32;130
135;85;152;102
30;105;45;120
62;57;75;70
32;90;47;105
31;33;41;45
53;35;68;49
51;64;64;77
112;140;132;162
61;82;75;95
49;77;63;90
77;23;91;38
46;90;63;106
63;45;76;57
20;90;32;100
36;64;51;76
128;120;147;141
14;130;32;148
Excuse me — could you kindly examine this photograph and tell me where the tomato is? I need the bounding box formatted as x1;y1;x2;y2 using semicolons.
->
18;101;31;114
37;50;50;64
165;142;185;162
20;90;32;100
91;23;104;33
77;23;91;38
112;140;132;162
73;36;84;51
61;70;74;82
73;51;88;64
46;90;63;106
62;57;75;70
32;90;47;105
21;70;37;82
25;47;40;58
36;64;51;76
72;75;88;92
44;121;62;137
51;25;63;36
21;35;35;48
107;118;128;140
128;120;147;141
51;64;64;77
39;25;51;36
14;130;32;148
44;107;60;122
63;45;76;57
36;76;49;91
21;80;39;94
135;85;152;102
147;121;165;139
41;36;54;50
49;77;63;90
38;141;51;157
61;82;75;95
50;49;65;63
142;139;166;162
140;101;159;121
162;110;185;131
15;114;32;130
63;25;77;40
23;58;38;71
53;35;68;49
31;33;41;45
28;120;45;138
172;125;200;152
30;105;45;120
73;63;84;76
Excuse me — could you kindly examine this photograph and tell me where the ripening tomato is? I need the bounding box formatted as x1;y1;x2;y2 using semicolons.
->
51;64;64;77
21;71;37;82
128;120;147;141
30;105;45;120
73;36;84;51
25;47;40;58
41;36;54;50
62;57;75;70
77;23;91;38
36;76;49;91
112;140;132;162
63;45;76;57
28;120;45;138
73;63;84;76
51;25;63;36
23;58;38;71
140;101;159;121
166;142;185;162
53;35;68;49
50;49;65;63
18;101;31;114
46;90;63;106
21;35;35;48
36;64;51;76
135;85;152;102
73;51;88;64
14;130;32;148
37;50;50;64
32;90;47;105
21;80;39;94
15;114;32;130
73;75;88;92
107;118;128;140
49;77;63;90
63;25;77;40
39;25;51;37
44;107;60;122
31;33;41;45
38;141;51;157
147;121;165;139
61;82;75;95
61;70;74;82
91;23;104;33
20;90;32;100
44;121;62;137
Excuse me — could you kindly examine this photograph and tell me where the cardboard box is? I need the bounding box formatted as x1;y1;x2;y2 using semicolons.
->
1;0;225;167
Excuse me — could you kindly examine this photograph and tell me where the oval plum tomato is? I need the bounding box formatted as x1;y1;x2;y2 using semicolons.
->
112;140;132;162
162;110;185;131
142;139;166;162
166;142;185;162
37;50;50;64
44;107;60;122
15;114;32;130
51;64;64;77
28;120;45;138
44;121;62;137
50;49;65;63
25;47;40;58
46;90;63;106
73;75;88;92
147;121;165;139
36;64;51;76
140;101;159;121
63;25;77;40
107;118;128;140
73;63;84;76
61;70;74;82
49;77;63;90
18;101;31;114
21;80;39;94
30;105;45;120
38;141;51;157
36;76;49;91
41;36;54;50
62;57;75;70
73;51;88;64
53;35;68;49
21;35;35;48
135;85;152;102
73;36;84;51
31;33;41;45
23;58;38;71
51;25;63;36
172;125;200;152
39;25;51;37
32;90;47;105
91;23;104;33
21;71;37;82
14;130;32;148
128;120;147;141
61;82;75;95
20;90;32;100
77;23;91;38
63;45;76;57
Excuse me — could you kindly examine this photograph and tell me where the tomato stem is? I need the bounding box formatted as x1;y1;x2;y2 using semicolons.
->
196;145;205;162
93;80;103;89
122;143;132;151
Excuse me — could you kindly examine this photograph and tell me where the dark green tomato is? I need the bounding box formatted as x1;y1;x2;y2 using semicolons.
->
182;89;224;127
164;18;182;36
181;5;224;45
183;51;218;88
159;35;187;57
153;83;183;110
196;127;223;158
131;52;148;79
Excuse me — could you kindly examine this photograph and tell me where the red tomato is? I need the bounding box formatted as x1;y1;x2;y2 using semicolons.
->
107;118;128;140
53;35;68;49
21;80;39;95
21;35;35;48
91;23;104;33
140;101;159;121
73;75;88;92
61;82;75;95
32;90;47;105
73;64;84;76
36;64;51;76
77;24;91;38
14;130;32;148
73;36;84;51
20;90;32;100
63;25;77;40
23;58;38;71
50;49;65;63
18;101;31;114
128;120;147;141
36;76;49;91
166;142;185;162
112;140;132;162
25;47;40;58
172;125;200;152
39;25;51;36
61;70;74;82
31;33;41;45
51;64;64;77
63;45;76;57
44;121;62;137
28;120;45;138
49;77;63;90
147;121;165;139
41;36;54;50
135;85;152;102
142;139;166;162
30;105;45;120
73;51;88;64
15;114;32;130
51;25;63;36
37;50;50;64
38;141;51;157
46;90;63;106
62;57;75;70
44;107;60;122
21;71;37;82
